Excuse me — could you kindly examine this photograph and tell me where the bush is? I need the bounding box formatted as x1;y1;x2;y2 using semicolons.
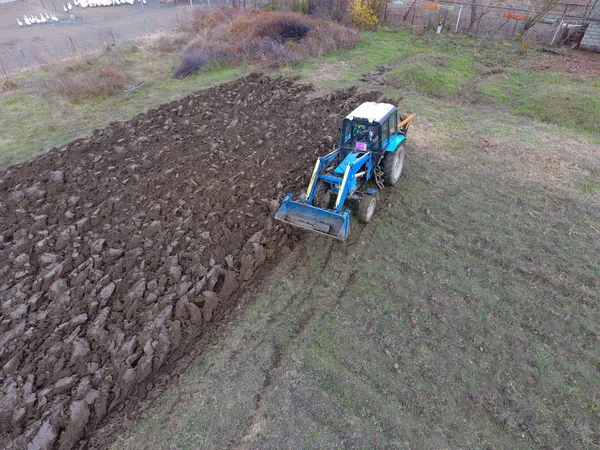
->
169;8;361;78
229;10;360;55
305;0;350;22
293;0;309;14
172;50;213;79
349;0;382;30
302;18;361;55
254;17;312;42
249;37;302;67
185;6;241;33
0;77;17;93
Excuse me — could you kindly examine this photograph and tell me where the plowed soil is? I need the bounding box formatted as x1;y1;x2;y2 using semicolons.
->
0;74;379;450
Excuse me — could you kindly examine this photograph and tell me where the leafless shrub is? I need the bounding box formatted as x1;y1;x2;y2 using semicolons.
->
307;0;352;22
250;37;302;66
172;50;213;79
183;6;242;33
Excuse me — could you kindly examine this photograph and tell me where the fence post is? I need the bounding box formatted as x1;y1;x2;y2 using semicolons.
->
551;6;568;45
551;19;564;45
455;4;462;32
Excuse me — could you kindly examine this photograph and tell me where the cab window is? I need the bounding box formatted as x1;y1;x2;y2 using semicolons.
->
390;112;397;135
381;120;389;145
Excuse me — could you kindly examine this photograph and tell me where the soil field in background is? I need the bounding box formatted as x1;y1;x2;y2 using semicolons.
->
0;73;379;449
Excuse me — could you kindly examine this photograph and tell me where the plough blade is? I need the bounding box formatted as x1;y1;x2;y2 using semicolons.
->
275;194;350;240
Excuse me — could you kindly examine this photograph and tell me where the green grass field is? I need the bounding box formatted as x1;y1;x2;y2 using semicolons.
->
2;26;599;449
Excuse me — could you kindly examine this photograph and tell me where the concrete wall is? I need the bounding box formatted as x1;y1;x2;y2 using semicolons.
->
581;4;600;52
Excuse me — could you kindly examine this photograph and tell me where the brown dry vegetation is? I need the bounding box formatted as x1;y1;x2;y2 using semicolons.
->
0;61;17;93
170;8;361;76
48;66;134;103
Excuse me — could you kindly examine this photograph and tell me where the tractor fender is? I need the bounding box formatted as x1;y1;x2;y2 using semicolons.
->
384;134;406;152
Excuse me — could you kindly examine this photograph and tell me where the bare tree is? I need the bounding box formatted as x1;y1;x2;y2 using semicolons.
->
469;0;505;34
516;0;561;40
469;0;481;31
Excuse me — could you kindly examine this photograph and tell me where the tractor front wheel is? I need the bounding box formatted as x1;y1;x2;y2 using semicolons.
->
313;182;332;209
383;145;405;186
358;194;377;223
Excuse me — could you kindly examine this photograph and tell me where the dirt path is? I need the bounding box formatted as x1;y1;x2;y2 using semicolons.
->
0;1;223;74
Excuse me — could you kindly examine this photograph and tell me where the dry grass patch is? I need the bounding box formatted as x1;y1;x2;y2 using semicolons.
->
47;65;134;102
144;31;190;54
0;61;17;93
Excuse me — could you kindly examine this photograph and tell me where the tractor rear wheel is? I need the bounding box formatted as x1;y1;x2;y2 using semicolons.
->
313;182;332;209
383;145;405;186
358;194;377;223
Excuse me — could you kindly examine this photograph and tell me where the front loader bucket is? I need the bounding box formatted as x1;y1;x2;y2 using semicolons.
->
275;194;350;240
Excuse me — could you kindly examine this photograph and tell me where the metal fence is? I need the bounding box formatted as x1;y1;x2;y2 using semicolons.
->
384;0;597;44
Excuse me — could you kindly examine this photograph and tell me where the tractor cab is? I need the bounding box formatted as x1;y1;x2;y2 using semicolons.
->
338;102;399;168
341;120;379;152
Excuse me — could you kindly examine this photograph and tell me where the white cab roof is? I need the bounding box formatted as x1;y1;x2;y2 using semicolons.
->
346;102;395;123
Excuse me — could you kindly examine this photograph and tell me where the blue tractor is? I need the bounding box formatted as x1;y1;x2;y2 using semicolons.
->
276;102;416;239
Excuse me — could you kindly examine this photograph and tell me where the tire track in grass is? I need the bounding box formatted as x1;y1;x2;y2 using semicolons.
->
235;237;335;447
235;213;382;447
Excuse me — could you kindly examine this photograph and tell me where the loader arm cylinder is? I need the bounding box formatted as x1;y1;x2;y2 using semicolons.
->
334;165;352;211
333;152;371;213
306;150;339;203
306;159;322;202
